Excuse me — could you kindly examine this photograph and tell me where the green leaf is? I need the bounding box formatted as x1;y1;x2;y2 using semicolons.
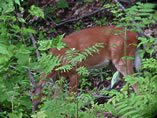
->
85;0;93;2
76;66;89;76
38;34;66;51
34;54;61;74
121;56;134;60
14;0;21;5
8;113;18;118
142;3;156;9
17;45;31;54
21;27;37;36
104;103;118;116
8;113;23;118
17;54;30;66
0;44;13;64
0;85;8;102
15;45;31;66
31;111;47;118
138;9;154;12
2;2;15;14
17;17;25;23
118;106;135;115
103;4;111;8
56;64;72;72
38;40;53;51
29;5;44;18
0;44;10;55
123;110;139;117
0;55;10;64
56;0;69;8
10;24;21;33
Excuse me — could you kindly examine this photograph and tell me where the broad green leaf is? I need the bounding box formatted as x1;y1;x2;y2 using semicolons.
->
17;17;25;23
104;103;118;116
17;45;31;54
29;5;44;18
38;34;66;51
10;24;21;33
0;55;10;64
14;0;21;5
17;54;30;66
8;113;19;118
22;27;37;36
0;44;9;55
31;111;47;118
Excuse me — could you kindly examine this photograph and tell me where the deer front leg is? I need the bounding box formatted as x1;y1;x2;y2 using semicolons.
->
113;59;139;93
69;74;80;93
32;72;54;111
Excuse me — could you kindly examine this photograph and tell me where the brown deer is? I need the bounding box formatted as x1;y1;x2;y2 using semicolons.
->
32;25;141;111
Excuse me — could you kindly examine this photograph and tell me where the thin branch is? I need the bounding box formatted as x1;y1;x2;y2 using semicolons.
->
26;69;36;87
20;21;40;88
28;33;41;93
51;8;108;29
118;0;133;4
29;33;40;61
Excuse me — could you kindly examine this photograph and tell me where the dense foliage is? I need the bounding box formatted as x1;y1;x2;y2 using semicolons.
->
0;0;156;118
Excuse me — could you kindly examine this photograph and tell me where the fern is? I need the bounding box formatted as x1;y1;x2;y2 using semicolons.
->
38;34;66;51
76;66;89;76
105;57;157;118
32;97;97;118
33;53;61;74
55;43;104;73
142;58;157;72
104;2;156;31
64;43;104;66
55;64;72;73
37;36;104;76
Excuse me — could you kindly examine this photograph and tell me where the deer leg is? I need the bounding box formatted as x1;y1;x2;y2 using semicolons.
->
113;60;139;93
69;73;80;93
32;72;55;111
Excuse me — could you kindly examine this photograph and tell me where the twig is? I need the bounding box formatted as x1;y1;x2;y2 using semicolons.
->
26;32;40;90
20;21;40;88
26;69;36;87
51;8;108;29
118;0;133;4
29;33;40;61
28;33;41;97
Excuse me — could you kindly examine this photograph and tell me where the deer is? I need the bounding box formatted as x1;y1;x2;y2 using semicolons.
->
32;25;142;111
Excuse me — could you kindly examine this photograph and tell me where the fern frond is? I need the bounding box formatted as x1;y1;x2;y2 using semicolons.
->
84;48;93;56
35;53;61;74
64;43;104;66
76;66;89;76
56;64;72;73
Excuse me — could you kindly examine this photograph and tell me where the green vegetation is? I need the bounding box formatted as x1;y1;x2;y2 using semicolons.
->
0;0;156;118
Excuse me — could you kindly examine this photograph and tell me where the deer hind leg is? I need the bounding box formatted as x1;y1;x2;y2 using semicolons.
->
113;60;138;93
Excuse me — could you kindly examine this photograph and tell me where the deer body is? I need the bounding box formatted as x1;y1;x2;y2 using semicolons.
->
32;25;140;111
